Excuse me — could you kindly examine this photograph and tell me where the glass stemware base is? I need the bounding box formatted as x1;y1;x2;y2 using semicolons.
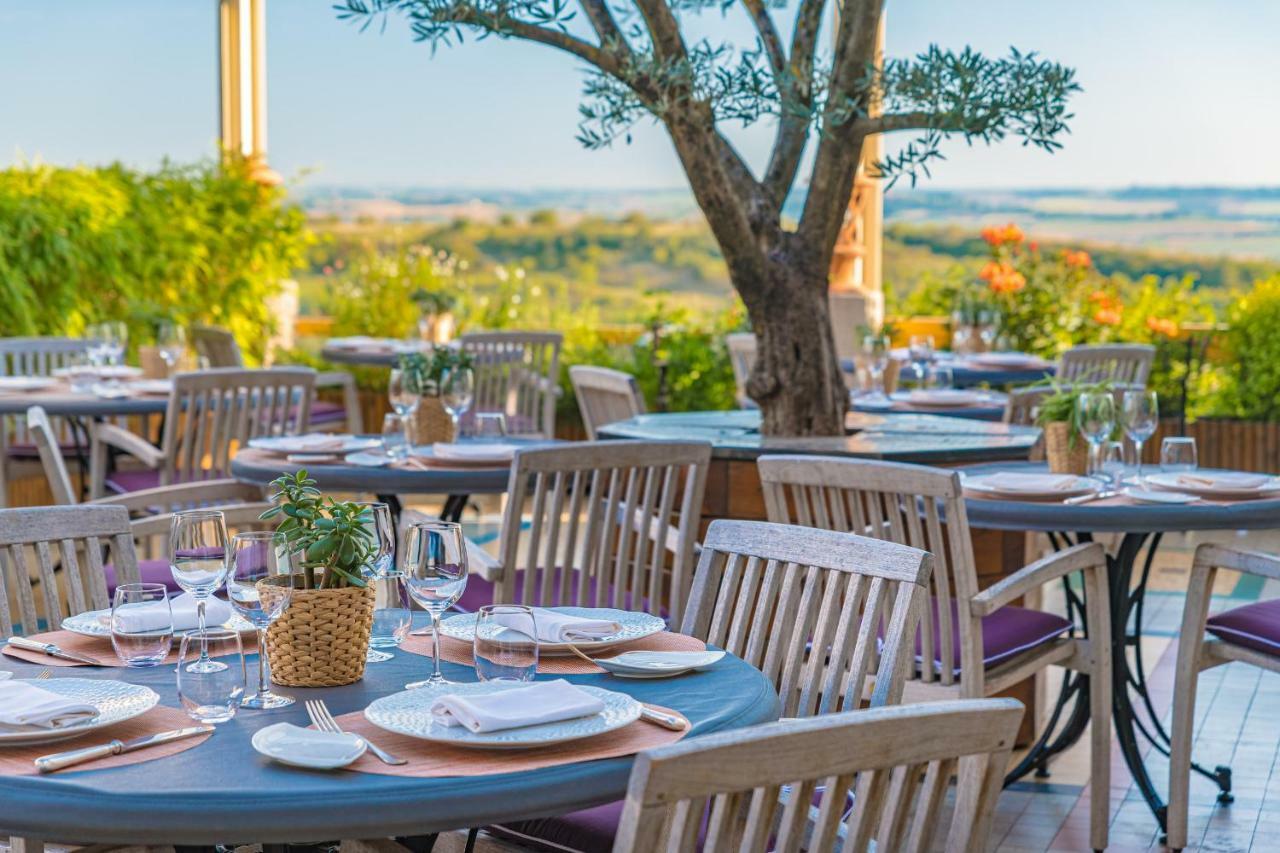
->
406;673;450;689
366;649;394;663
241;691;294;709
186;658;228;674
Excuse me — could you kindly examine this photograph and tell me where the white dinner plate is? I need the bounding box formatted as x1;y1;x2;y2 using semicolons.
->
248;434;382;455
252;722;366;769
126;379;173;396
439;607;666;656
365;682;641;750
345;451;393;468
1143;471;1280;500
1124;488;1199;505
61;609;256;638
0;377;60;393
964;352;1049;369
52;365;143;380
0;678;158;747
900;390;984;407
594;650;725;679
962;473;1101;502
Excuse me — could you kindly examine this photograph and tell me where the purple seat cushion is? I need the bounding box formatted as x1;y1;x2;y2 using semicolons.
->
307;401;347;425
7;441;78;459
105;468;161;494
105;558;183;595
918;599;1072;675
452;568;663;619
1206;599;1280;657
491;802;623;853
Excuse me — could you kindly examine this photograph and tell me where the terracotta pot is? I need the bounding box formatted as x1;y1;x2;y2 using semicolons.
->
1043;421;1089;475
262;576;375;687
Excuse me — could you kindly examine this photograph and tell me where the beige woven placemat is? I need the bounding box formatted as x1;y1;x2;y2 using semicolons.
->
0;705;212;776
400;630;707;675
332;703;688;778
3;629;248;668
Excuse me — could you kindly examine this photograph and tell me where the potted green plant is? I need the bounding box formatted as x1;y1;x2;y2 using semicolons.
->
410;287;457;344
399;348;474;444
1035;380;1111;475
258;471;378;687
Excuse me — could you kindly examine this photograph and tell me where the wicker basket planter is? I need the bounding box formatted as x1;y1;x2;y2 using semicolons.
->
1043;422;1089;476
413;397;456;444
261;577;376;687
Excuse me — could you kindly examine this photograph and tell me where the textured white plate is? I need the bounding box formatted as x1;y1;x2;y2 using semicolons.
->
902;389;983;407
439;607;666;656
595;650;725;679
53;366;143;380
0;678;159;746
344;451;393;468
965;353;1048;369
126;379;173;396
962;473;1101;502
1144;471;1280;500
248;434;381;455
1124;488;1199;505
252;722;366;769
365;682;640;749
0;377;59;392
61;609;255;638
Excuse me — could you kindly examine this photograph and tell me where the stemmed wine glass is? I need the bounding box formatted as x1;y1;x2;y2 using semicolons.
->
226;530;294;708
1121;389;1158;480
169;509;231;673
356;501;399;663
1076;391;1116;478
402;521;469;688
155;322;186;373
442;365;475;438
388;368;420;454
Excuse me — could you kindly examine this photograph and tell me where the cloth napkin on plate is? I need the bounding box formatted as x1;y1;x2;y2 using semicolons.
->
488;607;622;643
280;434;350;453
980;472;1082;493
431;442;519;462
0;681;97;729
1178;472;1271;490
111;592;233;633
431;680;606;733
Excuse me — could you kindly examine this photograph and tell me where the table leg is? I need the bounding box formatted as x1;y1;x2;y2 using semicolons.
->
440;494;470;523
376;494;404;528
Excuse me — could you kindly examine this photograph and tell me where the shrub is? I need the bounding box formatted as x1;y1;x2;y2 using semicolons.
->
1207;275;1280;420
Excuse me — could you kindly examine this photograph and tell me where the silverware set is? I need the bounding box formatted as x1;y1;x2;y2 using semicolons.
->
305;699;406;765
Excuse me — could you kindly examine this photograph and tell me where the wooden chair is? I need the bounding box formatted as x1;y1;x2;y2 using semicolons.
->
1168;544;1280;850
1058;343;1155;386
569;366;645;439
193;323;362;433
461;440;710;628
725;332;756;409
757;455;1113;850
614;698;1023;853
0;504;138;637
460;331;562;438
88;367;316;498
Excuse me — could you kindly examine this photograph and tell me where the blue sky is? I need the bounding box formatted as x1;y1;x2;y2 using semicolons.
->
2;0;1278;190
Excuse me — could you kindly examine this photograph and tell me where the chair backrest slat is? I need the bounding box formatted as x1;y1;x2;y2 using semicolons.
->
570;366;645;439
1058;343;1155;386
460;331;562;439
191;325;245;368
612;698;1024;853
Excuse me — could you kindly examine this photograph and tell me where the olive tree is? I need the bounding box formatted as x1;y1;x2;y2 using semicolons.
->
339;0;1078;435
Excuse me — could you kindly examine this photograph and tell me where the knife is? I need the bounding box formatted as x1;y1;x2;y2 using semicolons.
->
1064;490;1119;506
35;726;213;773
640;704;689;732
6;637;105;666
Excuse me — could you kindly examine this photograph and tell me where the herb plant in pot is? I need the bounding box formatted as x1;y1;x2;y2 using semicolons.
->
399;348;474;444
411;287;457;345
259;471;378;687
1034;381;1110;476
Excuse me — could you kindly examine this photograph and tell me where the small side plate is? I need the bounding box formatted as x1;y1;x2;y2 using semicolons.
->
252;722;366;769
1125;488;1199;505
596;650;725;679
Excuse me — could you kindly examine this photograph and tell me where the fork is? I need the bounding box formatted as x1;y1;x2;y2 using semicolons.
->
36;669;52;680
305;699;406;766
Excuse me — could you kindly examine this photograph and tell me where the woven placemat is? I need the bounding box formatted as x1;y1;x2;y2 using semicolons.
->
0;705;212;776
3;629;249;668
401;630;706;675
332;703;688;778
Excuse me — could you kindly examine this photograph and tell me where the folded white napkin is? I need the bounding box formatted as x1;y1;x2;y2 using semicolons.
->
431;680;606;733
112;592;232;633
282;433;350;452
0;681;98;729
1178;472;1271;490
431;442;519;462
980;472;1082;493
489;607;622;643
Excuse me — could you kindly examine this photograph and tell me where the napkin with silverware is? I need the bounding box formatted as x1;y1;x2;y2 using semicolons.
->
0;681;97;728
110;592;233;633
489;607;622;643
431;680;606;733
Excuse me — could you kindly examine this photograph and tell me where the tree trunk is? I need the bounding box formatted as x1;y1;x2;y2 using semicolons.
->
743;263;847;437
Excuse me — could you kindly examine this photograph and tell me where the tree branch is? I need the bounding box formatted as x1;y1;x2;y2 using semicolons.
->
632;0;687;61
440;6;619;72
855;111;934;134
740;0;787;79
579;0;627;51
760;0;824;208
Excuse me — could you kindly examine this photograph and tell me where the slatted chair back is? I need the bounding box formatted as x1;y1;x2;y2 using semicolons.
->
758;456;977;687
725;333;756;409
0;505;137;637
159;368;315;486
1002;384;1053;427
0;338;93;475
26;406;77;506
191;325;245;368
460;331;562;438
680;519;931;716
494;441;711;628
570;366;646;440
613;698;1022;853
1058;343;1155;386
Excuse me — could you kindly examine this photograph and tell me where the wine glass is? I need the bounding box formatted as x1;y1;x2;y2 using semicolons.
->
402;520;469;688
381;412;408;460
357;501;399;663
442;366;475;437
155;322;186;373
169;509;230;673
861;334;890;401
388;368;420;451
908;334;935;370
225;531;293;709
925;365;954;390
1075;391;1116;477
1121;390;1158;480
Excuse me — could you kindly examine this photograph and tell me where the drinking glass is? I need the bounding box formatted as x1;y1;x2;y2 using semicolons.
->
357;501;399;663
925;365;954;390
388;368;420;450
474;605;538;683
1100;440;1127;488
861;334;890;401
473;412;507;440
381;412;408;460
1121;390;1159;479
908;334;935;366
1161;437;1198;473
155;322;186;372
226;531;293;709
110;583;173;667
368;574;412;660
169;509;230;673
87;321;127;367
176;629;245;724
1075;391;1116;477
442;366;475;437
402;520;469;688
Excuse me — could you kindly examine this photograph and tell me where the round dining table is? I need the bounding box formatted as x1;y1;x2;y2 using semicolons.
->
851;390;1007;421
962;461;1280;835
840;353;1056;388
0;623;779;845
320;339;431;369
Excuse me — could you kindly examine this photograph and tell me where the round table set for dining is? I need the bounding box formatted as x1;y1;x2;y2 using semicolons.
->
320;337;434;368
0;367;172;417
841;349;1056;391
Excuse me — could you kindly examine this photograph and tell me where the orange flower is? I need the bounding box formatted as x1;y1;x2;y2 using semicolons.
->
983;261;1026;294
1146;316;1179;338
1064;250;1092;269
1088;289;1111;304
978;261;1001;282
981;223;1025;247
1093;308;1122;326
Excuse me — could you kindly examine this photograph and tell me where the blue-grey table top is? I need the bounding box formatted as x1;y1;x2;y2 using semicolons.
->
0;390;167;418
0;620;779;845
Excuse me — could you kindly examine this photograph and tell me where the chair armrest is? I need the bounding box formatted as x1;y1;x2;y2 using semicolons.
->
91;479;266;514
132;502;275;538
465;536;504;582
91;422;165;469
315;371;354;389
971;542;1106;618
